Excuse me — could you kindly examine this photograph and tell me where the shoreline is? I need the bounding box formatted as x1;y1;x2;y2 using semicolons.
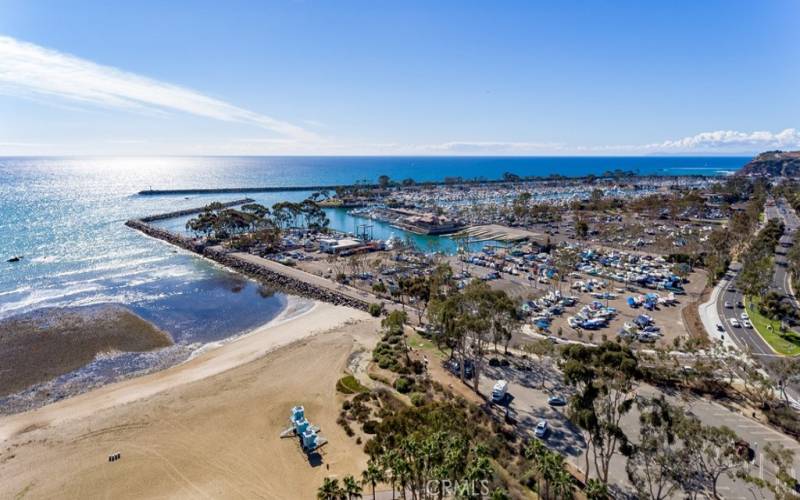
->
0;299;367;443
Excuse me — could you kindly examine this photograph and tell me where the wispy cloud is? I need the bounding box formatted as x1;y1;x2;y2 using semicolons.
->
422;141;566;154
0;35;314;141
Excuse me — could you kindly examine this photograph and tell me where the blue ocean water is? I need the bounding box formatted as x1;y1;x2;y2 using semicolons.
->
0;156;748;338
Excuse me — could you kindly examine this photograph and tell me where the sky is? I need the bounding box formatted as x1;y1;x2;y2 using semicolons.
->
0;0;798;156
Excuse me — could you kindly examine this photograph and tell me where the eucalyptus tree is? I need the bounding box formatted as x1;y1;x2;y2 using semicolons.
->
770;357;800;404
554;246;581;293
460;281;516;392
740;442;797;498
301;198;330;232
186;202;227;238
625;397;685;500
521;339;554;389
271;202;293;230
678;418;747;499
561;342;639;485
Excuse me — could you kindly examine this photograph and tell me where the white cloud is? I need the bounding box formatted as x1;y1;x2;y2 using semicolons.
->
414;130;800;155
643;128;800;152
0;36;314;141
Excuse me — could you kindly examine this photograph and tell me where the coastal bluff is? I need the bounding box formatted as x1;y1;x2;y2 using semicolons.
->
125;219;373;311
737;150;800;177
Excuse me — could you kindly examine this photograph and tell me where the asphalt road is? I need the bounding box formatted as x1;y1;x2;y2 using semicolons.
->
714;199;798;358
716;264;777;357
771;198;799;308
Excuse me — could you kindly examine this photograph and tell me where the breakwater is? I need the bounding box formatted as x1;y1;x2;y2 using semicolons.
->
136;174;713;196
125;218;372;311
137;198;254;222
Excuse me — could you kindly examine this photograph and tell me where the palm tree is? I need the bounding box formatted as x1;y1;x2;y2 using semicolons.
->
318;477;343;500
361;461;385;500
524;440;547;496
390;454;410;500
342;474;363;499
550;468;574;500
379;452;399;500
584;478;608;500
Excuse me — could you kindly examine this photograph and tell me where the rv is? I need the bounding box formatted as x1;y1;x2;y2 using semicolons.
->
491;380;509;403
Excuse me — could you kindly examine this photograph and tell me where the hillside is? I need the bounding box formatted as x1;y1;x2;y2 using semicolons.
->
737;150;800;177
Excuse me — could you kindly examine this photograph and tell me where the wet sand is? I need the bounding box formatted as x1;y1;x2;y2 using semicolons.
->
0;302;377;499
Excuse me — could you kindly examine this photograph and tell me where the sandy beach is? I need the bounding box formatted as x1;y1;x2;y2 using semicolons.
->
0;301;378;499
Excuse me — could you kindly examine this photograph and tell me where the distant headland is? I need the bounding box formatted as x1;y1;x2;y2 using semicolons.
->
737;150;800;177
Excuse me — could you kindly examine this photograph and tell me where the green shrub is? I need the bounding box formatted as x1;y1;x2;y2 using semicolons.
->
368;303;383;317
394;376;414;394
363;420;380;434
410;392;426;407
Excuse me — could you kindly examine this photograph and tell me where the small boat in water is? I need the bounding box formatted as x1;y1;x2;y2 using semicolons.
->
7;255;22;263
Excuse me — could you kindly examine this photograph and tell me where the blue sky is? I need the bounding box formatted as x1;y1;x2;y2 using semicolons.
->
0;0;798;155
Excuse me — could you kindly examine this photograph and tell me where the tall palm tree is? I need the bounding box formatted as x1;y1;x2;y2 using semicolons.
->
317;477;343;500
390;454;410;500
342;474;363;499
379;452;399;500
362;461;385;500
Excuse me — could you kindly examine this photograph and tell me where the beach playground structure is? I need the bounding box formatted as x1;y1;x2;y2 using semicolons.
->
280;406;328;453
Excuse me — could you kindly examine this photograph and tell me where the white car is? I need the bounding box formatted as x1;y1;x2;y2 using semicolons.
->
730;318;741;328
743;320;753;329
741;312;749;320
534;420;549;438
724;301;732;308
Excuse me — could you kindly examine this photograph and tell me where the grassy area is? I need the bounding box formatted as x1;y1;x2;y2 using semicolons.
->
336;375;369;394
408;331;447;360
744;297;800;356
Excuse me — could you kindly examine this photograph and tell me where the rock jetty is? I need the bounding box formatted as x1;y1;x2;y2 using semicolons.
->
124;218;371;311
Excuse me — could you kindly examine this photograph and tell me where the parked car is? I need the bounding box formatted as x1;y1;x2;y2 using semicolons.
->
547;395;567;406
445;359;474;379
534;420;549;438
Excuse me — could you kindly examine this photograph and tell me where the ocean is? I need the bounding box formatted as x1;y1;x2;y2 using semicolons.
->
0;155;748;337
